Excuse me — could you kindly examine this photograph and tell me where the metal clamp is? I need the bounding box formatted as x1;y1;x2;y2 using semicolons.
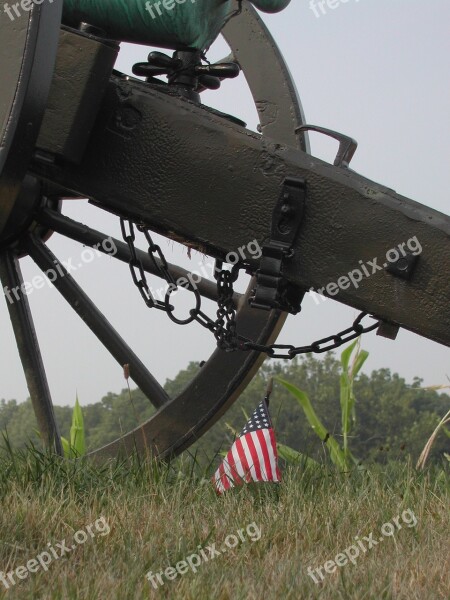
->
250;177;306;314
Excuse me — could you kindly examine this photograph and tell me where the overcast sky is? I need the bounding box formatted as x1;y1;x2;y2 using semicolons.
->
1;1;449;407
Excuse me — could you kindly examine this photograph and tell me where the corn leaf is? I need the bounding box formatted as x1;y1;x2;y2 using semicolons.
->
61;436;71;458
351;349;369;380
70;395;85;457
340;339;358;373
277;443;319;468
276;377;347;470
340;340;368;465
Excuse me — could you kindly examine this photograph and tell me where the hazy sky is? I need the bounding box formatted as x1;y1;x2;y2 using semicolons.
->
1;1;449;407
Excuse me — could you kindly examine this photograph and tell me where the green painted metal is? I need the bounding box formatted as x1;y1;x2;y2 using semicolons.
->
62;0;291;50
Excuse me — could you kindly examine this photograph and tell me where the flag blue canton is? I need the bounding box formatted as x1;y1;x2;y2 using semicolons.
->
240;401;272;435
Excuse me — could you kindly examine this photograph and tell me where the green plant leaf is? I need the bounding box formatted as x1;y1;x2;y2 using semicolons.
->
340;372;353;435
351;349;369;379
61;436;71;458
70;395;85;457
340;339;358;372
277;443;319;468
339;341;368;466
276;377;347;470
225;423;239;437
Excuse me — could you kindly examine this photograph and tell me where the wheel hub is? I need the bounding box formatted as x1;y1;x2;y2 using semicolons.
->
0;177;59;252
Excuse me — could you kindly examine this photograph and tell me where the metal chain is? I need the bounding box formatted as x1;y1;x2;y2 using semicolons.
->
236;312;380;359
120;219;168;311
120;219;381;359
212;261;241;351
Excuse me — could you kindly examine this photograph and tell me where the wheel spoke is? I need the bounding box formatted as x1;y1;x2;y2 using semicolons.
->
0;250;63;453
23;236;169;409
37;208;240;307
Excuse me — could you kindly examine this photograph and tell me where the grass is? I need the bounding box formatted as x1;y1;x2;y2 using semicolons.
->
0;447;448;599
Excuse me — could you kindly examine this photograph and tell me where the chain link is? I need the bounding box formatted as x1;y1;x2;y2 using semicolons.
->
120;219;165;311
137;225;177;287
212;260;242;351
120;219;381;359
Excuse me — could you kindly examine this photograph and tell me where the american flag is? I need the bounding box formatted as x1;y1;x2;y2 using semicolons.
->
212;384;281;494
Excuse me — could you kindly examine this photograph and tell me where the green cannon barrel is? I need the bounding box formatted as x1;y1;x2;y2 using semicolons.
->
250;1;291;12
62;0;291;50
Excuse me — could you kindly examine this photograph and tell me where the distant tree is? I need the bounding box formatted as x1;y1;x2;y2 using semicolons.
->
1;355;448;465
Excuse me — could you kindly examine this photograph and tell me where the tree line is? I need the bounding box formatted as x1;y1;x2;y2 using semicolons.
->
1;355;448;465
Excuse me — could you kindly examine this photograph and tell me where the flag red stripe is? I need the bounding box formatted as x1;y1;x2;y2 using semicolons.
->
244;432;263;481
235;437;252;483
225;445;243;485
218;459;231;491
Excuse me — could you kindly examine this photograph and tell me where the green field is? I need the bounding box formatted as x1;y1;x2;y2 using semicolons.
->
0;450;448;600
1;352;449;599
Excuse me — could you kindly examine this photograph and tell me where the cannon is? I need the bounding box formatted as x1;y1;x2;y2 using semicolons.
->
1;1;449;458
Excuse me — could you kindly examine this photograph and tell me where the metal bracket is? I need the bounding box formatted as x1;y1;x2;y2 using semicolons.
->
376;321;400;340
295;124;358;168
250;177;306;314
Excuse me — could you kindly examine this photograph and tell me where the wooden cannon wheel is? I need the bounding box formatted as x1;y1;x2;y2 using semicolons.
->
0;3;310;458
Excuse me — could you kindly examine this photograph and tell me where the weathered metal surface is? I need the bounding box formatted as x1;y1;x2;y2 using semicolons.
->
32;72;450;348
36;27;119;164
62;0;290;50
0;1;62;238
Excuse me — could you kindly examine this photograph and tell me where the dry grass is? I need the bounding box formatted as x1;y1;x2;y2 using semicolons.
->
0;449;448;599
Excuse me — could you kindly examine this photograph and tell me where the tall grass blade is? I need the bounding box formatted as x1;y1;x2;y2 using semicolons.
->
416;409;450;470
